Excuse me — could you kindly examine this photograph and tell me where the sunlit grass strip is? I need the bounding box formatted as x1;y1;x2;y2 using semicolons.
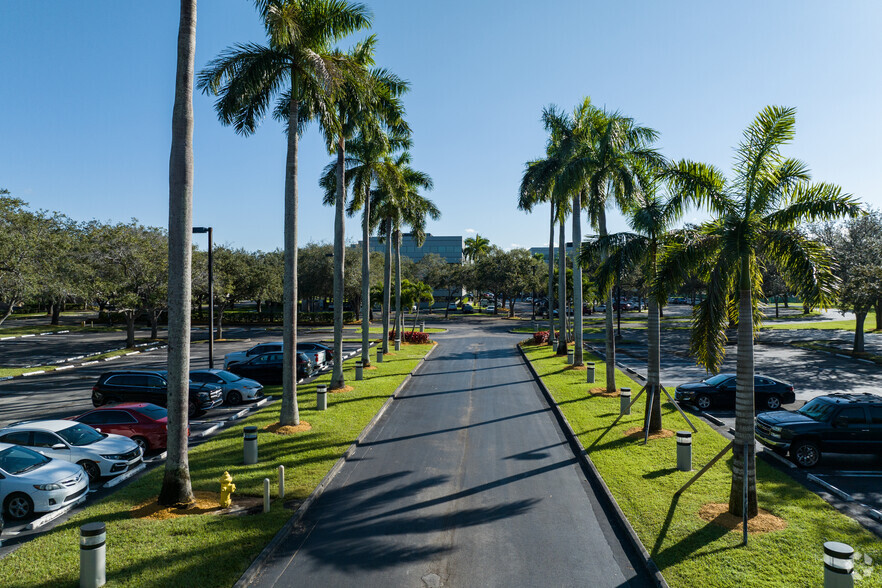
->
0;343;433;588
521;344;882;588
0;346;163;378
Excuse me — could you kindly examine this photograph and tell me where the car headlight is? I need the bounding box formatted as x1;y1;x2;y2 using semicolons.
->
770;426;783;435
34;482;66;491
100;454;127;460
198;391;209;399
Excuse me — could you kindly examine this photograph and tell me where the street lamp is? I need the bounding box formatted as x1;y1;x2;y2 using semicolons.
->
192;226;214;368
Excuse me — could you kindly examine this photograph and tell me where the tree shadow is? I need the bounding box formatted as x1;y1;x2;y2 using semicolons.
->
643;467;679;480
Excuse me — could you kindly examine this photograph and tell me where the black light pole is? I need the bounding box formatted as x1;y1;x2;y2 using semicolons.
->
193;227;213;368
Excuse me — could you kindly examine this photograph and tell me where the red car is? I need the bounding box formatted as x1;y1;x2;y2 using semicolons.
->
69;403;184;453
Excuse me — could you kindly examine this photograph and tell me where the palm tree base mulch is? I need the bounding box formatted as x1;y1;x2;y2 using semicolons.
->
364;365;378;370
329;385;355;394
698;503;787;534
130;491;263;521
567;364;588;371
264;421;312;435
589;386;623;397
624;427;675;440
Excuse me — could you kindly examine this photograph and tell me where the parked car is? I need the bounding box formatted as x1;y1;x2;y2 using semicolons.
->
226;351;312;384
755;393;882;467
296;342;333;366
189;370;264;406
462;304;475;314
0;421;142;482
91;370;223;418
70;403;179;453
674;373;795;411
447;302;458;311
224;342;283;369
0;443;89;520
486;305;496;313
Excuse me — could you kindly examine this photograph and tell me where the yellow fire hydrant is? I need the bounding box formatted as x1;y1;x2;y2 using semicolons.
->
219;471;236;508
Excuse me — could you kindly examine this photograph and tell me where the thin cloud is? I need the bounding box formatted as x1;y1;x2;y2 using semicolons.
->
465;228;476;233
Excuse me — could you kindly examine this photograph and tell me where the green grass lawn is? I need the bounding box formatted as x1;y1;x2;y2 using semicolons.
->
0;343;433;588
763;312;877;332
521;344;882;588
0;324;126;336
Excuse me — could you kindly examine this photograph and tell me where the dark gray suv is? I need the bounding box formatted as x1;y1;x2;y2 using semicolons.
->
92;371;223;418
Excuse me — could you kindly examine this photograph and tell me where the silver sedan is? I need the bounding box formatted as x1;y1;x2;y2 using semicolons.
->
189;369;264;406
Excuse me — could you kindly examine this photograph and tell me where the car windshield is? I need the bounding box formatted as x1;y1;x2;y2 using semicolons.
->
0;445;50;475
56;423;104;446
798;398;837;421
703;374;732;386
217;371;242;383
132;405;167;420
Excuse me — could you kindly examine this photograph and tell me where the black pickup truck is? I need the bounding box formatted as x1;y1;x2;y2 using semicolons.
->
755;393;882;467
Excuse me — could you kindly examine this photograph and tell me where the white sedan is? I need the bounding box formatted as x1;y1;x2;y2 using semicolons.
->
0;421;142;482
0;442;89;520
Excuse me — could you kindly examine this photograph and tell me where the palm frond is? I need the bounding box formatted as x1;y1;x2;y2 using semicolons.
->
765;183;863;229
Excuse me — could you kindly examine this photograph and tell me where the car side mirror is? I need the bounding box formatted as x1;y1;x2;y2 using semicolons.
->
51;443;68;450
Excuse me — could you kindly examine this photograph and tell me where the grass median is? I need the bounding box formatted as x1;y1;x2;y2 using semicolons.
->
0;342;434;588
521;343;882;588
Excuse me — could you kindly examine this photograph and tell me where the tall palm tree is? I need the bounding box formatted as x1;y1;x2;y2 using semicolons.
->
463;234;490;262
658;105;861;517
582;181;685;433
318;37;409;388
549;102;662;388
160;0;196;507
197;0;371;423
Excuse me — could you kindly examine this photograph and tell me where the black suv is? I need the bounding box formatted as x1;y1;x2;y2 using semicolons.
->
92;371;223;418
755;393;882;467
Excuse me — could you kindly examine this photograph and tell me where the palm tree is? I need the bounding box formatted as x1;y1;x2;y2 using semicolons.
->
658;105;861;517
581;181;685;433
198;0;371;424
549;101;662;388
159;0;196;507
463;234;490;262
318;37;409;388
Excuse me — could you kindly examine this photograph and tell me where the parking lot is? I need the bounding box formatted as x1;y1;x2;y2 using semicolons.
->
0;327;365;549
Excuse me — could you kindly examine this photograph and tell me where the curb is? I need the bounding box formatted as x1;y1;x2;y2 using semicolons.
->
233;342;440;588
517;344;669;588
2;344;166;380
807;474;853;502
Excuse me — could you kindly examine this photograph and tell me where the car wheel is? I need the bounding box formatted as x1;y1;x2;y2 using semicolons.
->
792;440;821;468
92;392;105;407
5;493;34;521
188;401;198;418
765;395;782;410
78;460;101;482
695;394;712;410
227;391;242;406
132;436;149;454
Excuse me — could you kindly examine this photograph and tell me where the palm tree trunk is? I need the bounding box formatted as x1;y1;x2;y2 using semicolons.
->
394;228;402;350
159;0;195;507
729;262;757;517
599;207;615;394
547;204;556;347
331;138;346;389
382;222;392;353
557;216;567;355
572;191;583;365
646;251;662;431
875;299;882;330
361;187;371;367
854;311;867;353
279;71;301;426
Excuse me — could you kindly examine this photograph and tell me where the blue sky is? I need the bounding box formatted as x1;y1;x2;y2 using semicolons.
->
2;1;880;253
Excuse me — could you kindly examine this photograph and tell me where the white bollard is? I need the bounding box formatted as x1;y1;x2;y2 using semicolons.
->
824;542;854;588
620;388;631;416
394;338;401;351
419;322;425;332
278;465;285;499
79;522;106;588
263;478;271;513
243;426;258;465
676;431;692;471
316;385;327;411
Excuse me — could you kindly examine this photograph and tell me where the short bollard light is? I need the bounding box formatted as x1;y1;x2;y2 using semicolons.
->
395;338;401;351
824;541;854;588
263;478;270;513
566;349;574;365
420;322;425;333
676;431;692;472
377;350;384;363
586;362;595;384
278;465;285;500
317;385;328;411
243;426;258;465
620;388;631;416
355;360;364;381
79;522;106;588
219;471;236;508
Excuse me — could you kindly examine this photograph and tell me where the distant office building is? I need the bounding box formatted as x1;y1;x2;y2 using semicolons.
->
363;233;463;264
529;242;574;261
